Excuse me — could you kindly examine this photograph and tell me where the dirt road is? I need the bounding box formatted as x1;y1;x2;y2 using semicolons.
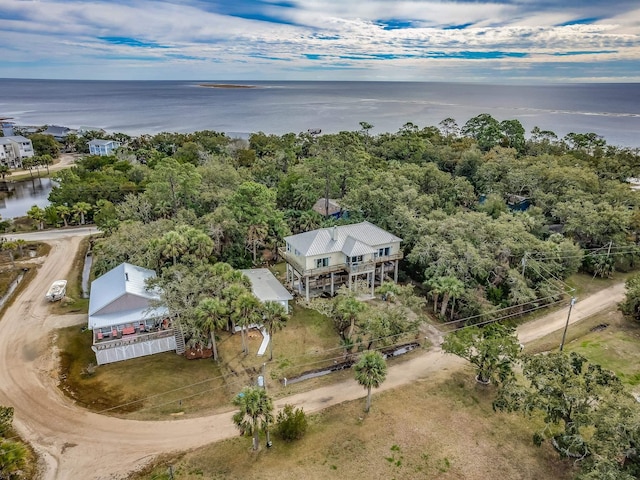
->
0;232;627;479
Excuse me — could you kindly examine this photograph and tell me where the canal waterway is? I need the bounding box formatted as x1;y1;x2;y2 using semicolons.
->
0;177;54;219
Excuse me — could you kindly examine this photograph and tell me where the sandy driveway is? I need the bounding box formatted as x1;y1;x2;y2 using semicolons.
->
0;231;627;479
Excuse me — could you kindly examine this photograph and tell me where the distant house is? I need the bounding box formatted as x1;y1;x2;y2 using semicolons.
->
88;139;121;156
88;263;177;365
1;123;14;137
78;126;106;135
280;221;403;300
241;268;293;312
42;125;73;141
507;194;531;212
0;135;34;168
312;198;346;219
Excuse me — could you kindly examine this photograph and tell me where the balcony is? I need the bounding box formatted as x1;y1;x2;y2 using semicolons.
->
93;327;175;350
279;248;402;277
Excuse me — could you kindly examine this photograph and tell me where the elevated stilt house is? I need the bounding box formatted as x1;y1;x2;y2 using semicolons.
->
279;221;403;300
88;263;177;365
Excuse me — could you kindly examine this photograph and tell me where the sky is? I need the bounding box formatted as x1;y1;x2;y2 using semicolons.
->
1;0;640;82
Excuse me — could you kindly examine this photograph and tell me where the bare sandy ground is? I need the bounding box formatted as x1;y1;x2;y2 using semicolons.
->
0;230;626;479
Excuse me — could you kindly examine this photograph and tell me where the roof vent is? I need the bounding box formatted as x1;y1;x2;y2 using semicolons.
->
331;226;337;241
125;272;129;281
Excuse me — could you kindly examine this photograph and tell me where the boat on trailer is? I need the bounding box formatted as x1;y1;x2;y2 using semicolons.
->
45;280;67;302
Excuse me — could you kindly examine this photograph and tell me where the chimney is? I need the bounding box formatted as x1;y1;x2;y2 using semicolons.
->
331;226;337;241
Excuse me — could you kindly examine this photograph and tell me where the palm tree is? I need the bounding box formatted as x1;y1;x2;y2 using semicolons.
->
14;239;26;258
425;277;443;313
232;386;274;451
195;297;227;361
22;158;35;180
354;350;387;413
44;205;59;227
26;205;45;230
233;293;261;354
437;276;465;318
40;154;53;175
161;230;187;266
57;205;71;227
189;231;214;260
72;201;92;225
155;200;173;219
211;261;233;277
223;269;251;288
262;301;288;361
2;241;17;269
222;282;248;329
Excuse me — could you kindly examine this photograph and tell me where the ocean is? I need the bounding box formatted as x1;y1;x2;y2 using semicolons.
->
1;79;639;147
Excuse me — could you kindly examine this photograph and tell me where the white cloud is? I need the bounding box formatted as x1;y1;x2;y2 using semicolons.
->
0;0;638;80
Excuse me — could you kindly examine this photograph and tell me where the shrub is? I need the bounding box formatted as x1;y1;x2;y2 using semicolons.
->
275;404;308;442
0;407;13;436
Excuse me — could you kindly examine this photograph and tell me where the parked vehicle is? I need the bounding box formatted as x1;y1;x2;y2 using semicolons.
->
45;280;67;302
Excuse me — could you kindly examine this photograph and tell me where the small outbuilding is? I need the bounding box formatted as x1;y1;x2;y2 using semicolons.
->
241;268;293;312
311;198;345;219
88;262;177;365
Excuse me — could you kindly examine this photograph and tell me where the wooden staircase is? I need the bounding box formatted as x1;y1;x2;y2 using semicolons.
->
174;326;186;355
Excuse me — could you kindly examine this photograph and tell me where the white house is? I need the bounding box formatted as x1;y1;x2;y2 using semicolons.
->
88;139;121;156
88;262;177;365
280;221;403;300
0;136;34;168
240;268;293;312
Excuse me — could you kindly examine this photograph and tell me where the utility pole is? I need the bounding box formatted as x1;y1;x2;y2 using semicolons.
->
262;362;273;448
559;297;577;352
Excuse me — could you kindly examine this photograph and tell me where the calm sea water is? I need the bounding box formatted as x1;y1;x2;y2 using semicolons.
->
1;79;639;147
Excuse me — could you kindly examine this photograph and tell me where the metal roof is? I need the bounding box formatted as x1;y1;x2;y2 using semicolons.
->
0;136;30;145
42;125;71;136
342;237;376;257
284;221;402;257
88;263;167;329
89;139;118;146
240;268;293;303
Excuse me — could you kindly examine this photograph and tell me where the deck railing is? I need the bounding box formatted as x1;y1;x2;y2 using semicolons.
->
93;328;175;350
279;248;402;277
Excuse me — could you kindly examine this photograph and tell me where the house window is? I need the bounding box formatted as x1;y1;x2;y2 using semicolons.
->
350;255;363;264
316;257;329;268
378;247;391;257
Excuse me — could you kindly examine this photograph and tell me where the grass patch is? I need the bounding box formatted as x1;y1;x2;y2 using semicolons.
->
214;303;341;398
56;304;341;419
526;307;640;386
566;271;635;297
51;236;91;314
131;370;573;480
57;326;233;419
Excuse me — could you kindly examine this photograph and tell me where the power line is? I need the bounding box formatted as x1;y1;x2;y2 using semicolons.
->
437;292;565;326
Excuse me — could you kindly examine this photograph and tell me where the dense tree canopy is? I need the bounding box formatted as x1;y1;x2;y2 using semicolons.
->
62;117;639;322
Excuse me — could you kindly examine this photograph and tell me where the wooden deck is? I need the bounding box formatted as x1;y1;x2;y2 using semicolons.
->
278;248;402;277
